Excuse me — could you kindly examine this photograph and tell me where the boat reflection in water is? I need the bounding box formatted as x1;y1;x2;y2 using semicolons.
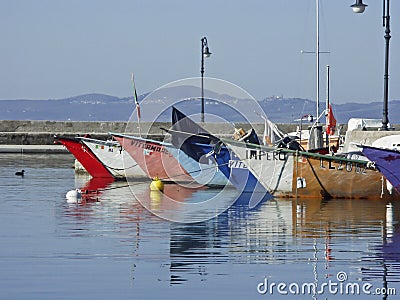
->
136;182;271;223
60;177;400;295
75;176;116;203
167;198;400;289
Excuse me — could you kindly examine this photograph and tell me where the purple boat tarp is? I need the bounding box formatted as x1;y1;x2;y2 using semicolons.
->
361;145;400;193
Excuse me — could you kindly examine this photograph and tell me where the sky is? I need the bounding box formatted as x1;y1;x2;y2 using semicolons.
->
1;0;399;104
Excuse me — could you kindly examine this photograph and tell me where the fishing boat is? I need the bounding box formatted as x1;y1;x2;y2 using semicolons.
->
112;132;230;186
111;133;198;184
55;135;145;179
79;137;146;179
360;145;400;194
359;135;400;194
221;138;400;200
55;135;114;179
163;143;229;187
168;107;270;196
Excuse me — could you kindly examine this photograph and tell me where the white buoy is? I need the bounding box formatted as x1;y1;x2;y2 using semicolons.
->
66;189;82;203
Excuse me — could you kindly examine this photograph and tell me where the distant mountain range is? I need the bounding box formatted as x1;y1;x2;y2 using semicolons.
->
1;92;399;124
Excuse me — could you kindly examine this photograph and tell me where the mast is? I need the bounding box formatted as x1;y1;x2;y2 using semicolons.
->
301;0;329;120
316;0;320;120
325;65;330;147
326;65;330;114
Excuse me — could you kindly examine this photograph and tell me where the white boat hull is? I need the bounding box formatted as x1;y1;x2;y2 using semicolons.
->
81;137;146;179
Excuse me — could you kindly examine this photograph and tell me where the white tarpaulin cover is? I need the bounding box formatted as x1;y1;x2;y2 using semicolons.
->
347;118;389;131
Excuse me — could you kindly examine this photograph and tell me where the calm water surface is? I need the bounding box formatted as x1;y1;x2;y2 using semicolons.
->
1;154;399;299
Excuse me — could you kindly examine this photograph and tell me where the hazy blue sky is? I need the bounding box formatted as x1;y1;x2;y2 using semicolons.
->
1;0;399;104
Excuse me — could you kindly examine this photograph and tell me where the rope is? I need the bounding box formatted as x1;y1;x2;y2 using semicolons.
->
303;155;332;200
295;151;299;199
105;163;139;171
82;183;130;194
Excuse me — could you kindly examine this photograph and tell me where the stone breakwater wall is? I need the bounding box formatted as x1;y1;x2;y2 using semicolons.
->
2;120;399;156
0;120;127;145
0;120;299;145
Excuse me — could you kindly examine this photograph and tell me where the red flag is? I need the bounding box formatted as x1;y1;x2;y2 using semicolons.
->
326;104;336;135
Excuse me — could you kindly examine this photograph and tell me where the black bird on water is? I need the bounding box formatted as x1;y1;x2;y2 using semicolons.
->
15;170;25;176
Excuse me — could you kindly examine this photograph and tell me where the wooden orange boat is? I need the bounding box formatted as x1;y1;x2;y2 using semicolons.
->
222;138;400;200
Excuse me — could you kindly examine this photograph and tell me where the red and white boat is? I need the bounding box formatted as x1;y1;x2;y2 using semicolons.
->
55;135;145;179
79;137;146;179
112;133;195;183
55;135;114;179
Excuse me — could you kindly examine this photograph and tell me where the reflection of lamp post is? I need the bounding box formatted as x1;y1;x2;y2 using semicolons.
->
201;37;211;123
351;0;391;130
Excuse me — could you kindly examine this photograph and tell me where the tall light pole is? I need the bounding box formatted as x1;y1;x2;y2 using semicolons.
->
351;0;391;131
201;37;211;123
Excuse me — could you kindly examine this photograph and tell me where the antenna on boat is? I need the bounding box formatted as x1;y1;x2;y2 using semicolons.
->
301;0;331;150
300;2;332;109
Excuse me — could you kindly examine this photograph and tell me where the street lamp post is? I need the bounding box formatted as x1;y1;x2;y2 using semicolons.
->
201;37;211;123
351;0;391;131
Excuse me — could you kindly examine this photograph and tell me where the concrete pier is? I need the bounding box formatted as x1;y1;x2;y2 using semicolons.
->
1;120;399;154
0;144;68;154
0;120;263;154
0;120;129;145
0;120;287;146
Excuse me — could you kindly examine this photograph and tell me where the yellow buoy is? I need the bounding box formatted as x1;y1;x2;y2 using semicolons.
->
150;177;164;192
150;190;162;209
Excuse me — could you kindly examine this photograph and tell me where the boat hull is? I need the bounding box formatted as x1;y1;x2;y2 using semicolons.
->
223;139;400;200
164;144;229;187
112;134;195;183
361;145;400;194
55;136;113;179
168;107;268;195
297;153;397;199
80;137;146;179
193;142;268;194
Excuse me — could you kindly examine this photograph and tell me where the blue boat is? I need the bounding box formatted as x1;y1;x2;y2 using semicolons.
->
169;107;271;201
163;143;229;187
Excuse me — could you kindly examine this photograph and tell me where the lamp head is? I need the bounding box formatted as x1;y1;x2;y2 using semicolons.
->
203;46;211;58
351;0;367;13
